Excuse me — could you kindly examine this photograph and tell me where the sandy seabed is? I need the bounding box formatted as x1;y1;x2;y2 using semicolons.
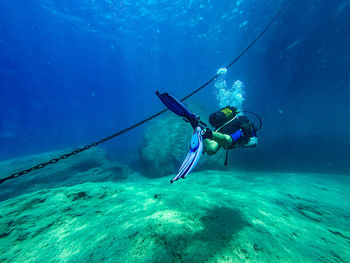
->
0;169;349;263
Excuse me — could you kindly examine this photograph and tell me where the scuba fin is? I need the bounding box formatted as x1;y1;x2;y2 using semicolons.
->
156;91;206;129
170;127;203;183
156;92;205;183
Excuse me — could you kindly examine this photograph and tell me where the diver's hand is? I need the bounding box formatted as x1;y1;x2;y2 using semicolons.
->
201;128;213;140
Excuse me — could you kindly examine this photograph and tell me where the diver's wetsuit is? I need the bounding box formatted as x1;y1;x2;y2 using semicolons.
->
217;116;257;148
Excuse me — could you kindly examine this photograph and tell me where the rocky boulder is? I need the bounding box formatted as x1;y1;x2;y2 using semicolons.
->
0;147;132;201
139;101;227;178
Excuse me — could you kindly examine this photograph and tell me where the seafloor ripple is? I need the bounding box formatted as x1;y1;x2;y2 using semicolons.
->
0;171;349;262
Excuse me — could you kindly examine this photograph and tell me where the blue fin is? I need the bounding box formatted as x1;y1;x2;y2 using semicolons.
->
170;127;203;183
156;91;199;129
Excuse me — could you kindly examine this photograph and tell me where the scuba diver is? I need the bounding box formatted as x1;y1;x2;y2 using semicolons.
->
203;68;258;155
201;106;258;156
156;69;261;183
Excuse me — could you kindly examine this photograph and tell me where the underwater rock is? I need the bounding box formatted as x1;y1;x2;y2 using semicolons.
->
0;148;131;201
139;101;227;178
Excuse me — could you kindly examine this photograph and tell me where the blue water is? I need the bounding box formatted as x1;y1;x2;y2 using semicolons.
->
0;0;349;174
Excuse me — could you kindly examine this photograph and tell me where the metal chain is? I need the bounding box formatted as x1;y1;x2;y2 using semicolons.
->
0;109;167;184
0;1;290;184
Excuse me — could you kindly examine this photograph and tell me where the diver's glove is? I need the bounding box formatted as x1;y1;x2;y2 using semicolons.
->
201;128;213;140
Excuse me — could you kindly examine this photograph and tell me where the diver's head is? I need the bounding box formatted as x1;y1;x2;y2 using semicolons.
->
209;106;238;129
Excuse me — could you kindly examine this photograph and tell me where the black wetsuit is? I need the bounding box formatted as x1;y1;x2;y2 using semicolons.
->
217;116;256;148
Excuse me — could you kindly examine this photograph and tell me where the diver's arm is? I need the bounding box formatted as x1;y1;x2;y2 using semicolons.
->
204;129;257;153
211;132;233;150
203;139;220;155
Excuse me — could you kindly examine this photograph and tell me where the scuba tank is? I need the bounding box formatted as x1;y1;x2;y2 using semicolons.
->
209;106;262;166
209;106;239;130
209;106;262;132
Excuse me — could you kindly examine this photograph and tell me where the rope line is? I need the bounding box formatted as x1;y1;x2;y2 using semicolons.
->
180;0;290;102
0;1;289;184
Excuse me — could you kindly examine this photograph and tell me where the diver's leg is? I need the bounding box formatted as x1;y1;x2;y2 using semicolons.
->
203;139;220;155
211;132;233;150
